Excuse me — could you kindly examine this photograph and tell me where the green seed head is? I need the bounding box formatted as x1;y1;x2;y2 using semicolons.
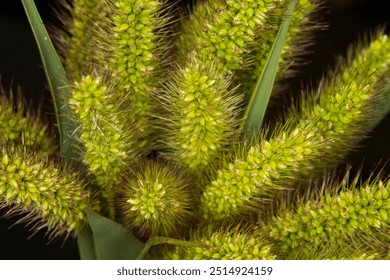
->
177;0;274;72
0;143;97;237
200;33;390;222
240;0;319;94
116;160;198;239
0;90;56;156
69;75;131;188
158;53;243;171
162;224;276;260
270;176;390;253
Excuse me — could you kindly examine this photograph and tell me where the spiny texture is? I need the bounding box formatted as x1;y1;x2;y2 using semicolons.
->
107;0;167;150
0;93;55;155
63;0;105;77
160;0;274;171
116;160;197;239
69;75;131;187
200;34;390;221
68;75;135;217
0;144;94;237
163;224;276;260
64;0;168;150
158;55;242;171
270;179;390;256
177;0;275;71
282;239;379;260
240;0;318;94
6;0;390;259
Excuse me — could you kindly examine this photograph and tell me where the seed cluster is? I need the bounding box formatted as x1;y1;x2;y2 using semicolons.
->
69;75;130;188
0;145;93;236
270;180;390;252
163;225;275;260
109;0;165;149
117;160;197;238
0;94;54;155
178;0;274;71
2;0;389;260
160;55;242;170
200;34;390;221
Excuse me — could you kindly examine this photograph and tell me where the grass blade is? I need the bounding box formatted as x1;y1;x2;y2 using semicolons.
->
86;210;145;260
77;225;97;260
241;0;297;144
21;0;80;165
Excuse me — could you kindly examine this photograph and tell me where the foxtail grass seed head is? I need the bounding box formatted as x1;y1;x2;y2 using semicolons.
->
69;75;131;188
162;224;276;260
0;92;55;156
116;160;198;239
69;75;138;218
177;0;274;72
63;0;108;77
200;33;390;221
240;0;318;94
4;0;390;260
158;54;242;171
270;179;390;253
107;0;169;150
0;144;95;237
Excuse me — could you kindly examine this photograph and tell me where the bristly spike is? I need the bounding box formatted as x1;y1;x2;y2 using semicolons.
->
269;175;390;259
69;74;139;217
0;143;98;238
161;223;277;260
239;0;320;96
106;0;172;151
0;88;56;156
61;0;109;77
156;53;243;172
176;0;276;72
199;33;390;221
116;159;198;240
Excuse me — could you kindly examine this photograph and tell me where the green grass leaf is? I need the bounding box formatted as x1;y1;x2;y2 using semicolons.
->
86;210;145;260
77;225;97;260
21;0;80;165
241;0;297;144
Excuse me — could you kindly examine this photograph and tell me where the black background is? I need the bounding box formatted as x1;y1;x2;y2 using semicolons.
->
0;0;389;259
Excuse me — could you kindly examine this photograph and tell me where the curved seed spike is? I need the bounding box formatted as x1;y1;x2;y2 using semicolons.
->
270;177;390;258
62;0;108;77
161;224;276;260
0;143;97;238
106;0;170;151
157;54;242;171
0;90;56;156
200;33;390;221
69;75;138;217
177;0;275;72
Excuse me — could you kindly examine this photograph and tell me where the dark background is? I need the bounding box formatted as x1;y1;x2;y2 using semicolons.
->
0;0;389;259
